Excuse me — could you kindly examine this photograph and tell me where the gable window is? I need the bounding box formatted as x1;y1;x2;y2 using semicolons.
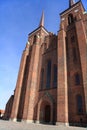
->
53;65;57;87
33;35;37;44
68;14;74;25
75;73;80;85
46;60;51;88
76;95;83;114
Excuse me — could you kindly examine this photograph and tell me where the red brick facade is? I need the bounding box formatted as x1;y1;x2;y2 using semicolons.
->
4;0;87;126
4;95;14;119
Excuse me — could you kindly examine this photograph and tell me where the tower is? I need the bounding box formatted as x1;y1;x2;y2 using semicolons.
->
57;0;87;125
9;12;49;122
69;0;75;7
4;0;87;126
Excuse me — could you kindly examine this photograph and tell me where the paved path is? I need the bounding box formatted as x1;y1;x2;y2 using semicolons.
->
0;120;87;130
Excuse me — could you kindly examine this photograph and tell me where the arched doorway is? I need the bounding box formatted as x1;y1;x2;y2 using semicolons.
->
44;105;51;123
39;100;52;124
37;94;56;124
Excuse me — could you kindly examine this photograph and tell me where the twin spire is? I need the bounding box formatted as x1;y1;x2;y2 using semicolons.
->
39;0;75;27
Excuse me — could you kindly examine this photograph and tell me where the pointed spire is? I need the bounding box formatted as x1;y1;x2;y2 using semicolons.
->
39;11;44;27
69;0;75;7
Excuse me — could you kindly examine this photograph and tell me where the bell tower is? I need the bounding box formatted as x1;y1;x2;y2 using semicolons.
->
10;12;49;122
57;0;87;125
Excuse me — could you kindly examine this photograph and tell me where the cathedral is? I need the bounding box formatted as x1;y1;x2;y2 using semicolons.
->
4;0;87;126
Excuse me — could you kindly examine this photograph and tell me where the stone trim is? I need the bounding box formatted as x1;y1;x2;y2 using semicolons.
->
56;122;69;126
26;120;34;123
9;118;17;122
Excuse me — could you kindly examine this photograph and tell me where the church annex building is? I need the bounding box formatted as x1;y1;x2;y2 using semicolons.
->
4;0;87;126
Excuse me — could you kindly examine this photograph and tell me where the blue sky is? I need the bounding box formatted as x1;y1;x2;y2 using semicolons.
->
0;0;87;110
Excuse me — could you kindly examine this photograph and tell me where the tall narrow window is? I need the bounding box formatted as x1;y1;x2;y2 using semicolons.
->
46;60;51;88
40;69;44;89
73;47;77;62
76;95;83;114
75;73;80;85
71;36;75;43
53;65;57;87
33;35;37;44
66;37;69;60
68;14;74;25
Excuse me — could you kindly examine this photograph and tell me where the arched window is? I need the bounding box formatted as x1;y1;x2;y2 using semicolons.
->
76;95;83;114
46;60;51;88
68;14;74;25
33;35;37;44
40;69;44;89
75;73;80;85
53;65;57;87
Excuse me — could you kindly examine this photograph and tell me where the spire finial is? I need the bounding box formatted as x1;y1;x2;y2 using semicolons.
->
39;11;44;27
69;0;75;7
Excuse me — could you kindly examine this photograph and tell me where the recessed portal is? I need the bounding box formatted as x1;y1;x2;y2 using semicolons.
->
45;105;51;123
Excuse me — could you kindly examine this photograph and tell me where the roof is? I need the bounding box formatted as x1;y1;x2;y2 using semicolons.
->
60;0;85;16
28;26;49;36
